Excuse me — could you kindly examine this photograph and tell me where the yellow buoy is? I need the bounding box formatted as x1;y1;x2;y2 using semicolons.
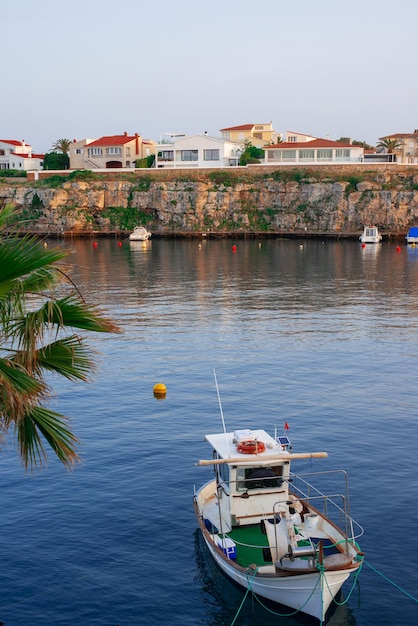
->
153;383;167;398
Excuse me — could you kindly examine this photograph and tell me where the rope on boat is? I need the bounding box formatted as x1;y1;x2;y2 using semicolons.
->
229;567;258;626
232;567;324;623
229;553;418;626
363;559;418;604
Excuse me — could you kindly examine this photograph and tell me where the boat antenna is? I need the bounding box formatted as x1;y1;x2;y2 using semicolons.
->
213;369;231;456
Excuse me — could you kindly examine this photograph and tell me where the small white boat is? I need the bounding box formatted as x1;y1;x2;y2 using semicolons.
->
359;226;382;243
129;226;151;241
194;426;364;622
406;227;418;244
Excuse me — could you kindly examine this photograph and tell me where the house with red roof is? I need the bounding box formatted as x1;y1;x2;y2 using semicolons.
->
220;122;280;148
69;132;156;169
264;132;364;164
0;139;44;171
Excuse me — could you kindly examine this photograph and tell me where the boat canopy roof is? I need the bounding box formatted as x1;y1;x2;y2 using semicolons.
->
205;429;287;462
408;227;418;236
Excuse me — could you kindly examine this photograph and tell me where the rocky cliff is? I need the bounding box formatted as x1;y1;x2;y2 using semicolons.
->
1;165;418;237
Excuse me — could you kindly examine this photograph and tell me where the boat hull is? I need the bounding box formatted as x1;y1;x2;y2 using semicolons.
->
199;525;355;622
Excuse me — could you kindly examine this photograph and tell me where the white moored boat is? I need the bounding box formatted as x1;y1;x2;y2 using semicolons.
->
129;226;151;241
359;226;382;243
406;227;418;244
194;425;364;622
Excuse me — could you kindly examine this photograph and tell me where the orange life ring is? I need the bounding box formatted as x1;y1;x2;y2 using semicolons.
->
236;440;266;454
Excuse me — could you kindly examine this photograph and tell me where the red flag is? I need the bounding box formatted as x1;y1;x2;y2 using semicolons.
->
284;422;290;431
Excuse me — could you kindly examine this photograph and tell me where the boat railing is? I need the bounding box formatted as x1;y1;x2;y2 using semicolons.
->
288;469;364;541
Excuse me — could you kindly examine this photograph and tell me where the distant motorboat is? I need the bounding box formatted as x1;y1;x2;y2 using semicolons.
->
406;227;418;244
129;226;151;241
359;226;382;244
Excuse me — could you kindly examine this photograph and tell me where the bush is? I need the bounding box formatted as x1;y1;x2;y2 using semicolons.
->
0;170;27;178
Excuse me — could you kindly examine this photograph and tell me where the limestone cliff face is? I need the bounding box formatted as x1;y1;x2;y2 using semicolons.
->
1;166;418;235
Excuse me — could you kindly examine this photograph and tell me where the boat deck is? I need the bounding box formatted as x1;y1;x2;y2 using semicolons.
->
224;523;341;569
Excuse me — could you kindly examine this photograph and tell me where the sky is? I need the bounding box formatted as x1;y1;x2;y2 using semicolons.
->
2;0;417;153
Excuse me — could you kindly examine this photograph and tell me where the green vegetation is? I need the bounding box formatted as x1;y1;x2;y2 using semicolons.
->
101;206;153;230
337;137;374;150
376;137;404;153
135;155;155;168
0;204;119;469
51;138;72;154
68;170;100;182
0;170;27;178
43;152;69;170
239;140;264;166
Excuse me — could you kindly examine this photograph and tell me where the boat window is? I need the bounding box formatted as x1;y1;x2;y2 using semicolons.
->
218;462;229;486
236;466;283;491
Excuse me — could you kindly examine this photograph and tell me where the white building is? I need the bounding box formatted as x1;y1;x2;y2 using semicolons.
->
0;139;44;171
264;134;364;165
155;134;242;168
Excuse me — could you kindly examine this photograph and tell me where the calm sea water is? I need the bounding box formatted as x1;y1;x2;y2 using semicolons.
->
1;237;417;626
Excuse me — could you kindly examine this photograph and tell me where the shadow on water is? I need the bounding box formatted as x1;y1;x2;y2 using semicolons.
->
193;530;358;626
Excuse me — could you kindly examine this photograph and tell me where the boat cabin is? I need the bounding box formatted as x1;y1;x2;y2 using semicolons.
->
205;429;293;530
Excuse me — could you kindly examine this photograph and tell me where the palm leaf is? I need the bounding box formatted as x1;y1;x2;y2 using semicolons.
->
15;406;78;468
47;295;121;333
35;336;94;381
0;358;44;395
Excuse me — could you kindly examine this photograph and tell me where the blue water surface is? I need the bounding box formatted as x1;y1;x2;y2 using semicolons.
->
0;238;417;625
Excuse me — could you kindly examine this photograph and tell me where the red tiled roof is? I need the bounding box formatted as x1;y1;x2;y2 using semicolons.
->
10;151;44;159
265;138;355;149
220;124;254;132
0;139;26;146
87;134;141;147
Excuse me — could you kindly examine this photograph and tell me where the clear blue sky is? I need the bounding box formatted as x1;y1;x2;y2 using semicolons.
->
2;0;417;153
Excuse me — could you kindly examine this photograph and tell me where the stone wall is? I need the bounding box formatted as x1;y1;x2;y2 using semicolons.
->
3;165;418;236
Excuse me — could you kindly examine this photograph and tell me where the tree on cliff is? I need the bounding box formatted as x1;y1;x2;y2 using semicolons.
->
51;138;72;154
0;204;120;469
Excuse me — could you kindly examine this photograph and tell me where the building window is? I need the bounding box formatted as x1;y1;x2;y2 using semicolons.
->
253;133;262;139
158;150;174;161
317;149;333;161
268;150;297;162
181;150;198;161
105;147;122;155
87;148;103;156
203;149;220;161
299;149;315;161
288;136;297;142
75;149;82;154
336;149;350;160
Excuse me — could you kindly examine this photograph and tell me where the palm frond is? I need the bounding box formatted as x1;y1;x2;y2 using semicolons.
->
0;357;44;395
34;336;94;381
48;295;121;333
0;204;17;229
0;236;64;303
0;358;46;426
16;406;78;469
